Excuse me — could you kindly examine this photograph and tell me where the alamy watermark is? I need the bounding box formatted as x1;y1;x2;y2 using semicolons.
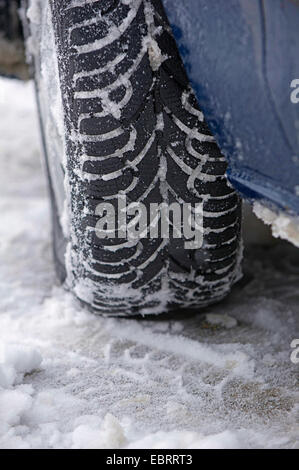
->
94;196;203;249
290;339;299;364
290;79;299;104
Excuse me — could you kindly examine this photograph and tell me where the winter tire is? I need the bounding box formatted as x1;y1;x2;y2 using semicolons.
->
24;0;242;316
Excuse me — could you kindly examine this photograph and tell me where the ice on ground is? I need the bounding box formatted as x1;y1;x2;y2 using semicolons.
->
205;313;237;329
0;77;298;449
0;344;42;388
72;414;127;449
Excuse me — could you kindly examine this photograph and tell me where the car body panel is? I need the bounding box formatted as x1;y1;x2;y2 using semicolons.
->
162;0;299;216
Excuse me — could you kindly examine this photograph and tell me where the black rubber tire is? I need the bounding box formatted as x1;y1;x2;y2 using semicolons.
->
27;0;242;316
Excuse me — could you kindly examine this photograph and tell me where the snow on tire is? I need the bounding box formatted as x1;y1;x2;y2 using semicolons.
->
26;0;242;315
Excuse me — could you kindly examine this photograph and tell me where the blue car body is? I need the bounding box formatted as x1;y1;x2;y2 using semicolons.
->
162;0;299;217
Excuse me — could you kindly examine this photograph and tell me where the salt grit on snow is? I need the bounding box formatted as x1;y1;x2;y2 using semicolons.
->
0;78;298;449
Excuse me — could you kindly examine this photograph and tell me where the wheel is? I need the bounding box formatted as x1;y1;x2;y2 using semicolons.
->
24;0;242;316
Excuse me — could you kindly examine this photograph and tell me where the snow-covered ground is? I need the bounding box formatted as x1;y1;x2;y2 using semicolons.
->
0;77;298;449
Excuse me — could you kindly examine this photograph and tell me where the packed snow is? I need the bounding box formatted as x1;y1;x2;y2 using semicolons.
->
0;77;298;449
253;202;299;249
